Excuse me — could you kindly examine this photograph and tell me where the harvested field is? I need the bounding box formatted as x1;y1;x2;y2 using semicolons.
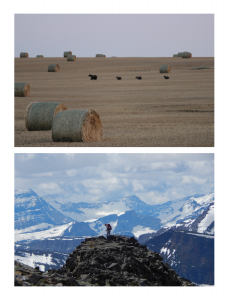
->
14;57;214;147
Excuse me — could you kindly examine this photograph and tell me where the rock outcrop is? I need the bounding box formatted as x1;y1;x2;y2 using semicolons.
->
15;235;195;286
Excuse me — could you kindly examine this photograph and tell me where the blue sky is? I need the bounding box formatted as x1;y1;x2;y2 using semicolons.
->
15;153;214;205
14;14;214;58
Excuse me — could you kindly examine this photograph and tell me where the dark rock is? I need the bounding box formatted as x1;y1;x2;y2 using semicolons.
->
14;235;195;286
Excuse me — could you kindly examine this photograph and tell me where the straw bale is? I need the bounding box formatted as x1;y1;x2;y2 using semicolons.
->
182;52;192;58
67;54;76;61
51;109;103;142
15;83;31;97
20;52;28;58
178;52;183;57
159;65;171;73
64;51;72;57
96;54;106;57
48;64;60;72
36;55;44;58
25;102;67;131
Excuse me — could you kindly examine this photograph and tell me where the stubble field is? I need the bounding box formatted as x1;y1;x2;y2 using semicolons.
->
14;57;214;147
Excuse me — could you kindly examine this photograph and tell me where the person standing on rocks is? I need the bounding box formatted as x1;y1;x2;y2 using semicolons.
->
105;223;112;239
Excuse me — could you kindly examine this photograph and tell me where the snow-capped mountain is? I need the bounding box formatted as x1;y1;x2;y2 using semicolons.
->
44;192;214;229
144;229;214;285
15;221;97;243
88;209;161;237
15;189;74;231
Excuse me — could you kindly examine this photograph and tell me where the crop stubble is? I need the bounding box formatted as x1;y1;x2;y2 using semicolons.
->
14;57;214;147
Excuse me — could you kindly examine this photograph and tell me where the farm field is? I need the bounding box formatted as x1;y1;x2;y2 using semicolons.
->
14;57;214;147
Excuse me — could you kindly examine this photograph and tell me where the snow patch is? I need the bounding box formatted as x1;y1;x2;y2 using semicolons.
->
132;226;156;238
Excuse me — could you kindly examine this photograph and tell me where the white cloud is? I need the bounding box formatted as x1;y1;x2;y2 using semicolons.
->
37;183;63;195
19;154;35;162
180;176;207;185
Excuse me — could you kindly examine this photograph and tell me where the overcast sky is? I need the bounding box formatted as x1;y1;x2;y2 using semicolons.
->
15;153;214;205
14;14;214;58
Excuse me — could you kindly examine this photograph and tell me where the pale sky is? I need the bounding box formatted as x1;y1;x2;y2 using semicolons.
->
14;14;214;58
15;153;214;205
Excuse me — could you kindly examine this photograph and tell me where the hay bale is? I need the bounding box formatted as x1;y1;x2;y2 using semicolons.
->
173;54;178;57
159;65;171;73
48;64;60;72
182;52;192;58
25;102;67;131
15;83;31;97
36;55;44;58
67;54;76;61
178;52;183;57
96;54;106;57
64;51;72;57
51;109;103;142
20;52;28;58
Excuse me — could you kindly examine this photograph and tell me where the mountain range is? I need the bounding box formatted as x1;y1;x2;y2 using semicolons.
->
14;189;214;284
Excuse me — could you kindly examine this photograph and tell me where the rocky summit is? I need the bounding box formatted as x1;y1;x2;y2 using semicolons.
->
15;235;195;286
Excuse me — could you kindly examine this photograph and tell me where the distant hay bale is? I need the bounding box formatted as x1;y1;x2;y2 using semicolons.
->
25;102;67;131
96;54;106;57
178;52;183;57
48;64;60;72
64;51;72;57
15;83;31;97
36;55;44;58
67;54;76;61
20;52;28;58
159;65;171;73
51;109;103;142
173;54;178;57
190;66;210;70
182;52;192;58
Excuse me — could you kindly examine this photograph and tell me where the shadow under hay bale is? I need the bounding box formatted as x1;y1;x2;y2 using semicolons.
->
15;83;31;97
51;109;103;142
64;51;72;57
67;54;76;61
20;52;28;58
25;102;67;131
36;55;44;58
182;52;192;58
159;65;171;73
48;64;60;72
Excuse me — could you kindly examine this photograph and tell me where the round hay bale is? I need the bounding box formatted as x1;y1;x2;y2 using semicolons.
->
20;52;29;58
64;51;72;57
25;102;67;131
51;109;103;142
178;52;183;57
96;54;106;57
173;54;178;57
182;52;192;58
67;54;76;61
36;55;44;58
15;83;31;97
48;64;60;72
159;65;171;73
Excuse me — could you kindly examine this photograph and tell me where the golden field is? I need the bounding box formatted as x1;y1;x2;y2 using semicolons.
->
14;56;214;147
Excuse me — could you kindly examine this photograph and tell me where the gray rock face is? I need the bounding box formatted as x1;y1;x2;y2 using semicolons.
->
15;235;195;286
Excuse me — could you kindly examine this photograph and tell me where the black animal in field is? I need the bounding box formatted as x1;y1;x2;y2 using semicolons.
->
164;76;169;79
116;76;122;80
88;74;97;80
136;76;142;80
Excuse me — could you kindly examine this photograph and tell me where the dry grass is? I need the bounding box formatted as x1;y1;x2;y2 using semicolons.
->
14;57;214;147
